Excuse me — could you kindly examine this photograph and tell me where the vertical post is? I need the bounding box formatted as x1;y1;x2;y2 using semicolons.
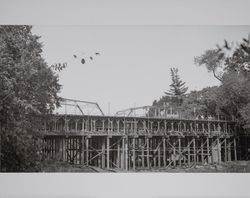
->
193;138;196;167
141;139;145;168
234;138;237;161
147;137;150;168
228;140;232;162
158;141;161;167
81;136;85;164
107;136;110;169
207;137;210;164
102;138;105;168
187;139;191;166
173;140;176;167
117;139;120;168
163;137;166;167
121;137;125;169
178;137;181;166
125;137;128;171
224;138;227;162
217;138;221;164
201;138;204;164
86;137;89;166
82;119;85;132
132;137;136;170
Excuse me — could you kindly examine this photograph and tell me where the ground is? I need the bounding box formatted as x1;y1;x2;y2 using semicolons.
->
41;161;250;172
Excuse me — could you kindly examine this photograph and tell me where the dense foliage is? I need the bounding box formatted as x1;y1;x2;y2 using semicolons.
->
153;35;250;130
0;26;61;171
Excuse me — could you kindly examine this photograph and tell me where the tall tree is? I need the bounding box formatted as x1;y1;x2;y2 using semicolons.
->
0;25;61;171
194;49;225;82
195;35;250;129
165;67;188;97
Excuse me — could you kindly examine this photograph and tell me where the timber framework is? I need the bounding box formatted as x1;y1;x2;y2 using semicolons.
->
42;98;241;171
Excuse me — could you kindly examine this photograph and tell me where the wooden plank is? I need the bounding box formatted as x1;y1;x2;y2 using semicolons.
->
207;138;210;164
224;138;227;162
163;137;166;167
86;138;89;165
107;136;110;169
201;138;204;164
117;139;120;168
193;138;196;167
234;138;237;161
178;137;181;166
102;138;105;168
147;137;150;168
132;137;136;170
187;139;191;166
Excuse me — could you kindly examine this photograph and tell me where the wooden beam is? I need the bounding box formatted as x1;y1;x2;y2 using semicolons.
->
86;138;89;166
201;138;204;165
107;136;110;169
147;137;150;168
178;137;181;166
234;138;237;161
163;137;166;167
132;137;136;170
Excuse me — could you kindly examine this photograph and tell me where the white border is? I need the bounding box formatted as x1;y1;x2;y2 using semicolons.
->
1;0;250;198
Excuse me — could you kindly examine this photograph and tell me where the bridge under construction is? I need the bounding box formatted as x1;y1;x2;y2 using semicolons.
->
42;98;241;171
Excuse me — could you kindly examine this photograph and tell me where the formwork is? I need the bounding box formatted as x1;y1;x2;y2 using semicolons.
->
43;114;239;170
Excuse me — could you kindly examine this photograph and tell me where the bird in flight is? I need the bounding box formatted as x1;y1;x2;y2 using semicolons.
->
73;51;101;64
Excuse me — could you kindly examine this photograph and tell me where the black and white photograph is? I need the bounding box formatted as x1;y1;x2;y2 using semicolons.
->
1;0;250;198
2;24;250;173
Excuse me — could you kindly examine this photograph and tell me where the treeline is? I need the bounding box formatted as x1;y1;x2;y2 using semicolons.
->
153;36;250;130
0;25;61;171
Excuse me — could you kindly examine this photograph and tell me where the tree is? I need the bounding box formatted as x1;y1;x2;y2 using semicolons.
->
165;67;188;97
194;49;225;82
164;67;188;105
179;86;222;119
0;25;61;171
195;35;250;129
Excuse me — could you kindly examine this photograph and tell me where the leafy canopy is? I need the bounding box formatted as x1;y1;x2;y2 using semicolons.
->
0;25;61;171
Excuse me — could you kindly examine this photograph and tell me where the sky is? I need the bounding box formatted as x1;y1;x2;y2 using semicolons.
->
32;26;250;115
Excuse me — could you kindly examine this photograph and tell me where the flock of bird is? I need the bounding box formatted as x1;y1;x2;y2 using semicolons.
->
73;52;100;64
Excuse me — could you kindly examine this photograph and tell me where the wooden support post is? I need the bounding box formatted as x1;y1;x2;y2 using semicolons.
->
234;138;237;161
117;139;120;168
201;138;204;164
217;138;221;164
147;137;150;168
188;139;191;166
132;137;136;170
228;140;232;162
121;137;125;169
102;138;105;168
178;137;181;166
107;136;110;169
81;136;85;164
125;137;128;171
86;138;89;166
142;142;145;168
224;138;227;162
173;141;176;167
163;137;166;167
207;138;210;164
193;138;196;167
158;141;161;167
